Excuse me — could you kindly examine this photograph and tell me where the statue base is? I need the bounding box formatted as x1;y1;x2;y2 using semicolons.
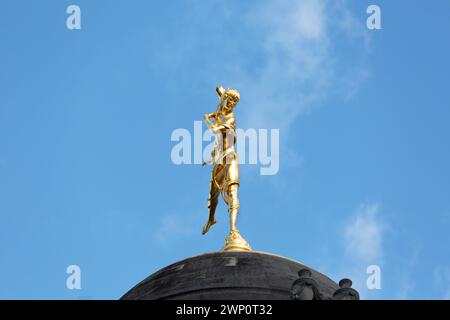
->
222;230;252;251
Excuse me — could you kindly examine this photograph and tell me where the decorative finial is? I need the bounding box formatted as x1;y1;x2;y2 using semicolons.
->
291;268;322;300
333;278;360;300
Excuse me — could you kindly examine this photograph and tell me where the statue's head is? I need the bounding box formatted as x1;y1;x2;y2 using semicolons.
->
216;86;240;113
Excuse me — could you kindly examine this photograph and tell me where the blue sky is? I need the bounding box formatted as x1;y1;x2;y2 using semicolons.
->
1;0;450;299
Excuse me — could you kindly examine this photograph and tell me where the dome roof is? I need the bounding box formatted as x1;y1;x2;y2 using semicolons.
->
121;251;341;300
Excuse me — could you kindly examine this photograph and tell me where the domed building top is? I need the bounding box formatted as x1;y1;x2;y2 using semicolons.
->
121;251;357;300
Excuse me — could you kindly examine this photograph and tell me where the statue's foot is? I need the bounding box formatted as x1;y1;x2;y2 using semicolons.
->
202;218;216;235
222;229;252;251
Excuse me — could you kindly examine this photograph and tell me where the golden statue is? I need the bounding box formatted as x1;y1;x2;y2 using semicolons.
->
202;86;251;251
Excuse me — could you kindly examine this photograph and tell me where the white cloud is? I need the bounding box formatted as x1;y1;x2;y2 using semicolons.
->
236;0;370;133
238;0;329;130
327;202;386;299
344;203;384;264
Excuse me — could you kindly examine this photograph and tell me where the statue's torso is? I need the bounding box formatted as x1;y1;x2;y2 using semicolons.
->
218;112;236;152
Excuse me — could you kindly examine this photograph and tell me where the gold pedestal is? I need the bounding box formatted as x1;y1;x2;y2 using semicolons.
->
222;230;252;251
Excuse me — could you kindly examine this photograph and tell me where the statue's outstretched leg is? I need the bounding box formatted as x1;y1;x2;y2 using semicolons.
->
202;165;223;235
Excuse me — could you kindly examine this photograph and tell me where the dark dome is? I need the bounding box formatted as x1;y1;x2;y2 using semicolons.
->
121;251;340;300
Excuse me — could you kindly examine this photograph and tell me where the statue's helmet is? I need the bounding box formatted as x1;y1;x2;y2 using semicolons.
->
225;88;240;104
216;86;241;103
216;86;240;108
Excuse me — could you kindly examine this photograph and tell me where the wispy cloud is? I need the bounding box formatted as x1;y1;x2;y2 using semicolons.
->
236;0;371;133
238;0;331;131
330;202;386;299
344;202;384;264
